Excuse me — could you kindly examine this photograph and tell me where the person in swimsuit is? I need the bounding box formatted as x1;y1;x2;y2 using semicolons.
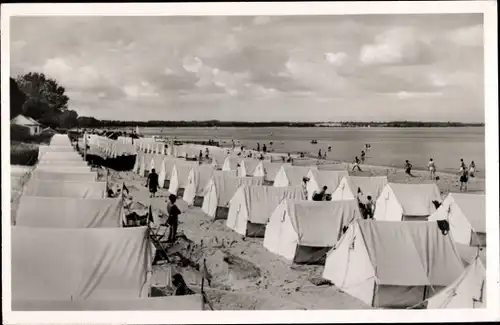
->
459;166;469;192
428;158;436;180
352;156;362;172
469;161;476;178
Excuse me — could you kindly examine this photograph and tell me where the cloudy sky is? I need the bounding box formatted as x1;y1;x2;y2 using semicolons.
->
10;14;484;122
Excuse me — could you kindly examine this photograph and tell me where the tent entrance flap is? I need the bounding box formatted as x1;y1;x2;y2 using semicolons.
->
246;222;266;238
293;245;331;264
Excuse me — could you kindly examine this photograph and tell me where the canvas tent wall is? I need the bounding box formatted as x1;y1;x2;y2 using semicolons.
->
373;183;442;221
253;161;289;183
322;220;465;308
330;176;388;203
32;170;97;182
183;166;236;206
306;169;349;200
23;180;107;199
226;185;306;237
13;295;204;311
274;165;318;187
425;256;486;309
15;197;123;228
168;161;203;196
202;174;264;219
12;226;154;304
428;193;486;247
238;158;262;177
264;199;362;264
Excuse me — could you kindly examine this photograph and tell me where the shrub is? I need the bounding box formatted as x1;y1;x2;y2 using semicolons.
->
11;141;39;166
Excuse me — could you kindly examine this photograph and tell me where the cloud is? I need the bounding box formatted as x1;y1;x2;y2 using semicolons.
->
447;24;483;47
123;81;159;99
359;27;434;66
324;52;347;66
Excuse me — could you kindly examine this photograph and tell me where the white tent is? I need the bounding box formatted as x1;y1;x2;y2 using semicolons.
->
23;180;107;199
12;226;154;303
139;155;146;176
253;162;290;183
183;166;236;206
201;174;264;219
226;185;306;237
306;169;349;200
426;256;486;309
373;183;442;221
15;197;123;228
168;161;201;196
32;170;97;182
222;156;241;172
322;220;465;308
428;193;485;247
274;165;318;187
264;199;362;264
330;176;388;203
238;158;262;177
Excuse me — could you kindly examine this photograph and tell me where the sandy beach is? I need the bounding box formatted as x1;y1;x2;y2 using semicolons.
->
104;157;484;310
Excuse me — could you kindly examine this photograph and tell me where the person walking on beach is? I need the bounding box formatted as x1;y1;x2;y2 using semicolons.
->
365;196;375;219
318;149;322;160
360;150;366;163
428;158;436;180
166;194;181;243
146;168;160;198
257;143;260;152
205;148;210;160
405;160;414;177
469;161;476;178
262;144;267;153
352;156;363;172
459;165;469;192
460;159;467;171
199;150;203;161
302;177;309;199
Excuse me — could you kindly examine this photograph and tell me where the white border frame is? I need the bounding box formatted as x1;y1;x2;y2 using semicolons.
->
1;1;498;324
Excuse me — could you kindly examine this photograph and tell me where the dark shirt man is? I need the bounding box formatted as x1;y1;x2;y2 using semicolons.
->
146;168;159;198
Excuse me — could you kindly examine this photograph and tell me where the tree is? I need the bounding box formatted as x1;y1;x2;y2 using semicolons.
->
16;72;70;121
59;109;79;129
10;77;26;118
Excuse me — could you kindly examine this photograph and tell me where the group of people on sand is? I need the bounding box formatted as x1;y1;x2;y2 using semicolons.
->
145;168;182;243
403;157;477;192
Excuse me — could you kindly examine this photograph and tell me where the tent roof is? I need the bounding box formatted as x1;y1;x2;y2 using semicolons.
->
212;173;263;205
344;176;388;199
12;226;153;301
238;185;305;224
12;295;204;311
224;156;241;170
240;158;261;174
281;165;318;185
357;220;464;286
308;169;349;193
426;256;486;309
261;162;290;180
389;183;442;216
285;199;361;246
450;193;486;233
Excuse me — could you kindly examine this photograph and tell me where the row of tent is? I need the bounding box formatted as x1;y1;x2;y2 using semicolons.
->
10;134;204;311
130;149;486;309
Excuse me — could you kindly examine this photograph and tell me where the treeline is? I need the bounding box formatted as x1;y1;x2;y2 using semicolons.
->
10;72;78;129
76;117;484;128
334;121;484;128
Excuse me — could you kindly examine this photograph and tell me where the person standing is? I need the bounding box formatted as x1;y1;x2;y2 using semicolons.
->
404;160;414;177
146;168;160;198
318;149;322;160
262;144;267;153
428;158;436;180
257;143;260;152
360;150;366;163
365;196;375;219
302;177;309;199
166;194;181;243
459;166;469;192
469;161;476;178
199;150;203;161
352;156;363;172
460;158;467;170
